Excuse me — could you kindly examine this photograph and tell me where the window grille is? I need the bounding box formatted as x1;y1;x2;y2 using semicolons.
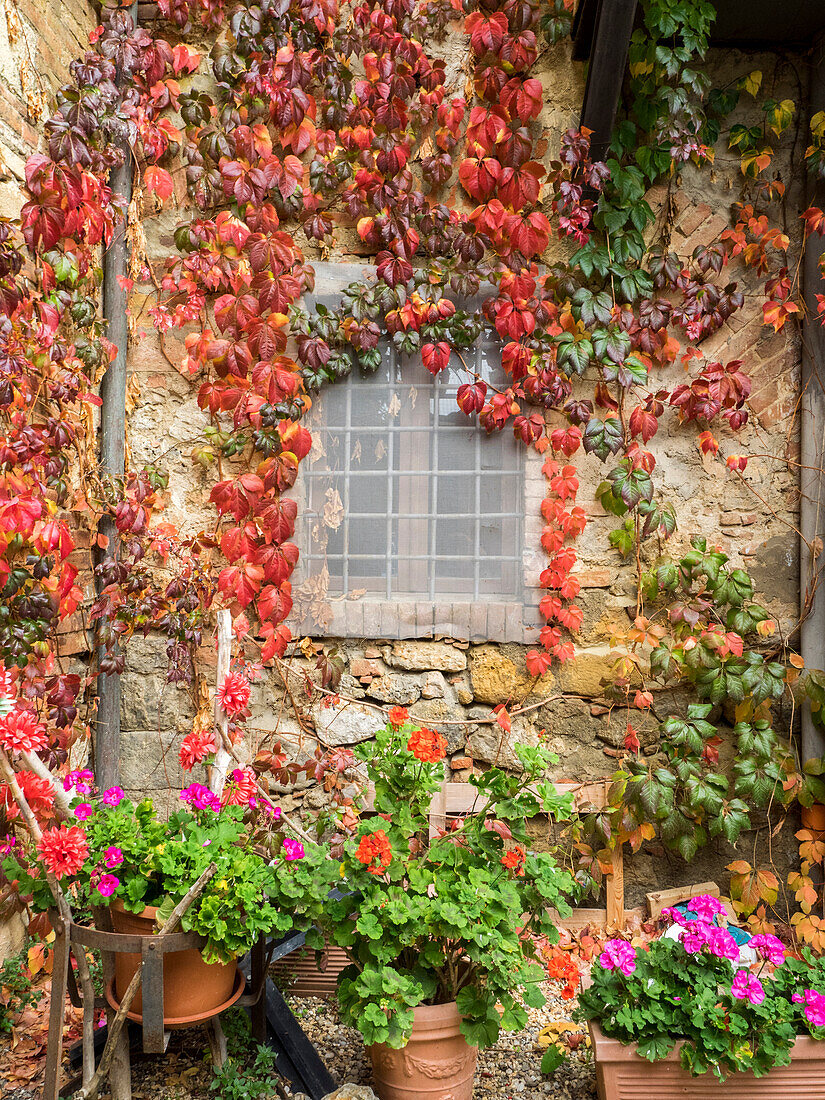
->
289;263;539;642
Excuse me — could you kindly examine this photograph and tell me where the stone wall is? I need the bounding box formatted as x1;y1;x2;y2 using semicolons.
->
0;0;98;215
0;0;98;964
0;2;807;910
123;33;805;907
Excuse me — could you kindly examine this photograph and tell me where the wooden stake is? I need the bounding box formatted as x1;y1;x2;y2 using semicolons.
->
209;609;232;798
0;748;97;1082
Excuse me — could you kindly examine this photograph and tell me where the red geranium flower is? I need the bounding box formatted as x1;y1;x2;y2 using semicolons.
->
407;727;447;764
221;767;258;807
355;829;393;875
37;824;89;878
179;728;218;771
216;672;251;717
545;951;580;1000
1;771;55;821
388;706;409;728
500;845;526;876
0;708;48;755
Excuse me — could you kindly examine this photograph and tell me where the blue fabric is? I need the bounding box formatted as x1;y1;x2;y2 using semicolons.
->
673;902;751;944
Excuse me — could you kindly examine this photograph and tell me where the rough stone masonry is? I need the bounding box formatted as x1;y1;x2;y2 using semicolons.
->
0;3;808;907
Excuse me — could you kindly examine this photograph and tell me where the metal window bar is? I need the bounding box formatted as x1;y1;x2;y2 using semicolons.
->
303;337;524;603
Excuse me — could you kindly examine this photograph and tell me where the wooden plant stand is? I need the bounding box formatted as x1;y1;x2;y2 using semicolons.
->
44;909;270;1100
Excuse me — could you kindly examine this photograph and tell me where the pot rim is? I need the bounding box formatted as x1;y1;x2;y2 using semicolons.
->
110;899;159;919
588;1019;825;1063
104;969;244;1028
411;1000;462;1022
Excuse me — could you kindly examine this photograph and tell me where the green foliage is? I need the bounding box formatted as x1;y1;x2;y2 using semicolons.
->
579;938;825;1080
210;1010;277;1100
317;720;576;1051
0;950;41;1033
3;794;334;965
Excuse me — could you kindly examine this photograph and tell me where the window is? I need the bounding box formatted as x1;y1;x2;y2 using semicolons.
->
288;264;542;642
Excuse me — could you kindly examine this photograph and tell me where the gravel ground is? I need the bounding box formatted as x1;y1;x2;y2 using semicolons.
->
288;984;597;1100
0;987;596;1100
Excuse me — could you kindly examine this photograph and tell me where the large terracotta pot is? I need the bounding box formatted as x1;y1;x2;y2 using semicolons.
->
589;1020;825;1099
109;902;237;1022
368;1001;477;1100
801;803;825;838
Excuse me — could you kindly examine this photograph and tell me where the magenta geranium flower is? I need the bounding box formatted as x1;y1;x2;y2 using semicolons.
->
103;846;123;869
749;933;785;966
793;988;825;1027
63;769;94;795
96;873;120;898
73;803;93;821
708;926;739;962
731;970;765;1005
598;939;636;976
180;783;220;813
679;919;712;955
660;906;690;927
282;837;305;861
102;786;125;807
685;894;725;923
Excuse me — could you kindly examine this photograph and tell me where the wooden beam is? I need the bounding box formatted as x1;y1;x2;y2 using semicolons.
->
579;0;639;163
646;881;720;919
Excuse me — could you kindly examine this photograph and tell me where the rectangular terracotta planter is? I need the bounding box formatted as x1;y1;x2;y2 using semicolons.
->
589;1020;825;1099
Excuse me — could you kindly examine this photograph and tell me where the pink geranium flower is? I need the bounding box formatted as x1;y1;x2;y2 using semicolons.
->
102;786;124;807
180;783;220;813
598;939;636;976
103;846;123;869
750;933;785;966
216;672;251;717
660;906;690;927
73;803;94;821
731;970;765;1006
96;874;120;898
37;825;88;878
680;919;712;955
793;988;825;1027
63;769;94;795
282;838;305;861
0;709;48;755
686;894;725;923
708;927;739;962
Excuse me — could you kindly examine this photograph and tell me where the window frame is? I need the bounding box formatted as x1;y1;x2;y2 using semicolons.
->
288;262;542;643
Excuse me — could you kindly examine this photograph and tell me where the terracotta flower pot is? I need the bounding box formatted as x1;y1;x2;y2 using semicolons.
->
589;1020;825;1099
109;902;237;1021
368;1001;477;1100
801;803;825;839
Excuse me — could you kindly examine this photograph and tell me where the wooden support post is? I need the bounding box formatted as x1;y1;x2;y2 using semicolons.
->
207;1017;228;1069
96;907;132;1100
210;609;232;797
44;913;71;1100
428;778;448;840
606;846;624;928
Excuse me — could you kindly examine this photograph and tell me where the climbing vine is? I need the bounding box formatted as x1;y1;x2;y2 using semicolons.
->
0;0;825;942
